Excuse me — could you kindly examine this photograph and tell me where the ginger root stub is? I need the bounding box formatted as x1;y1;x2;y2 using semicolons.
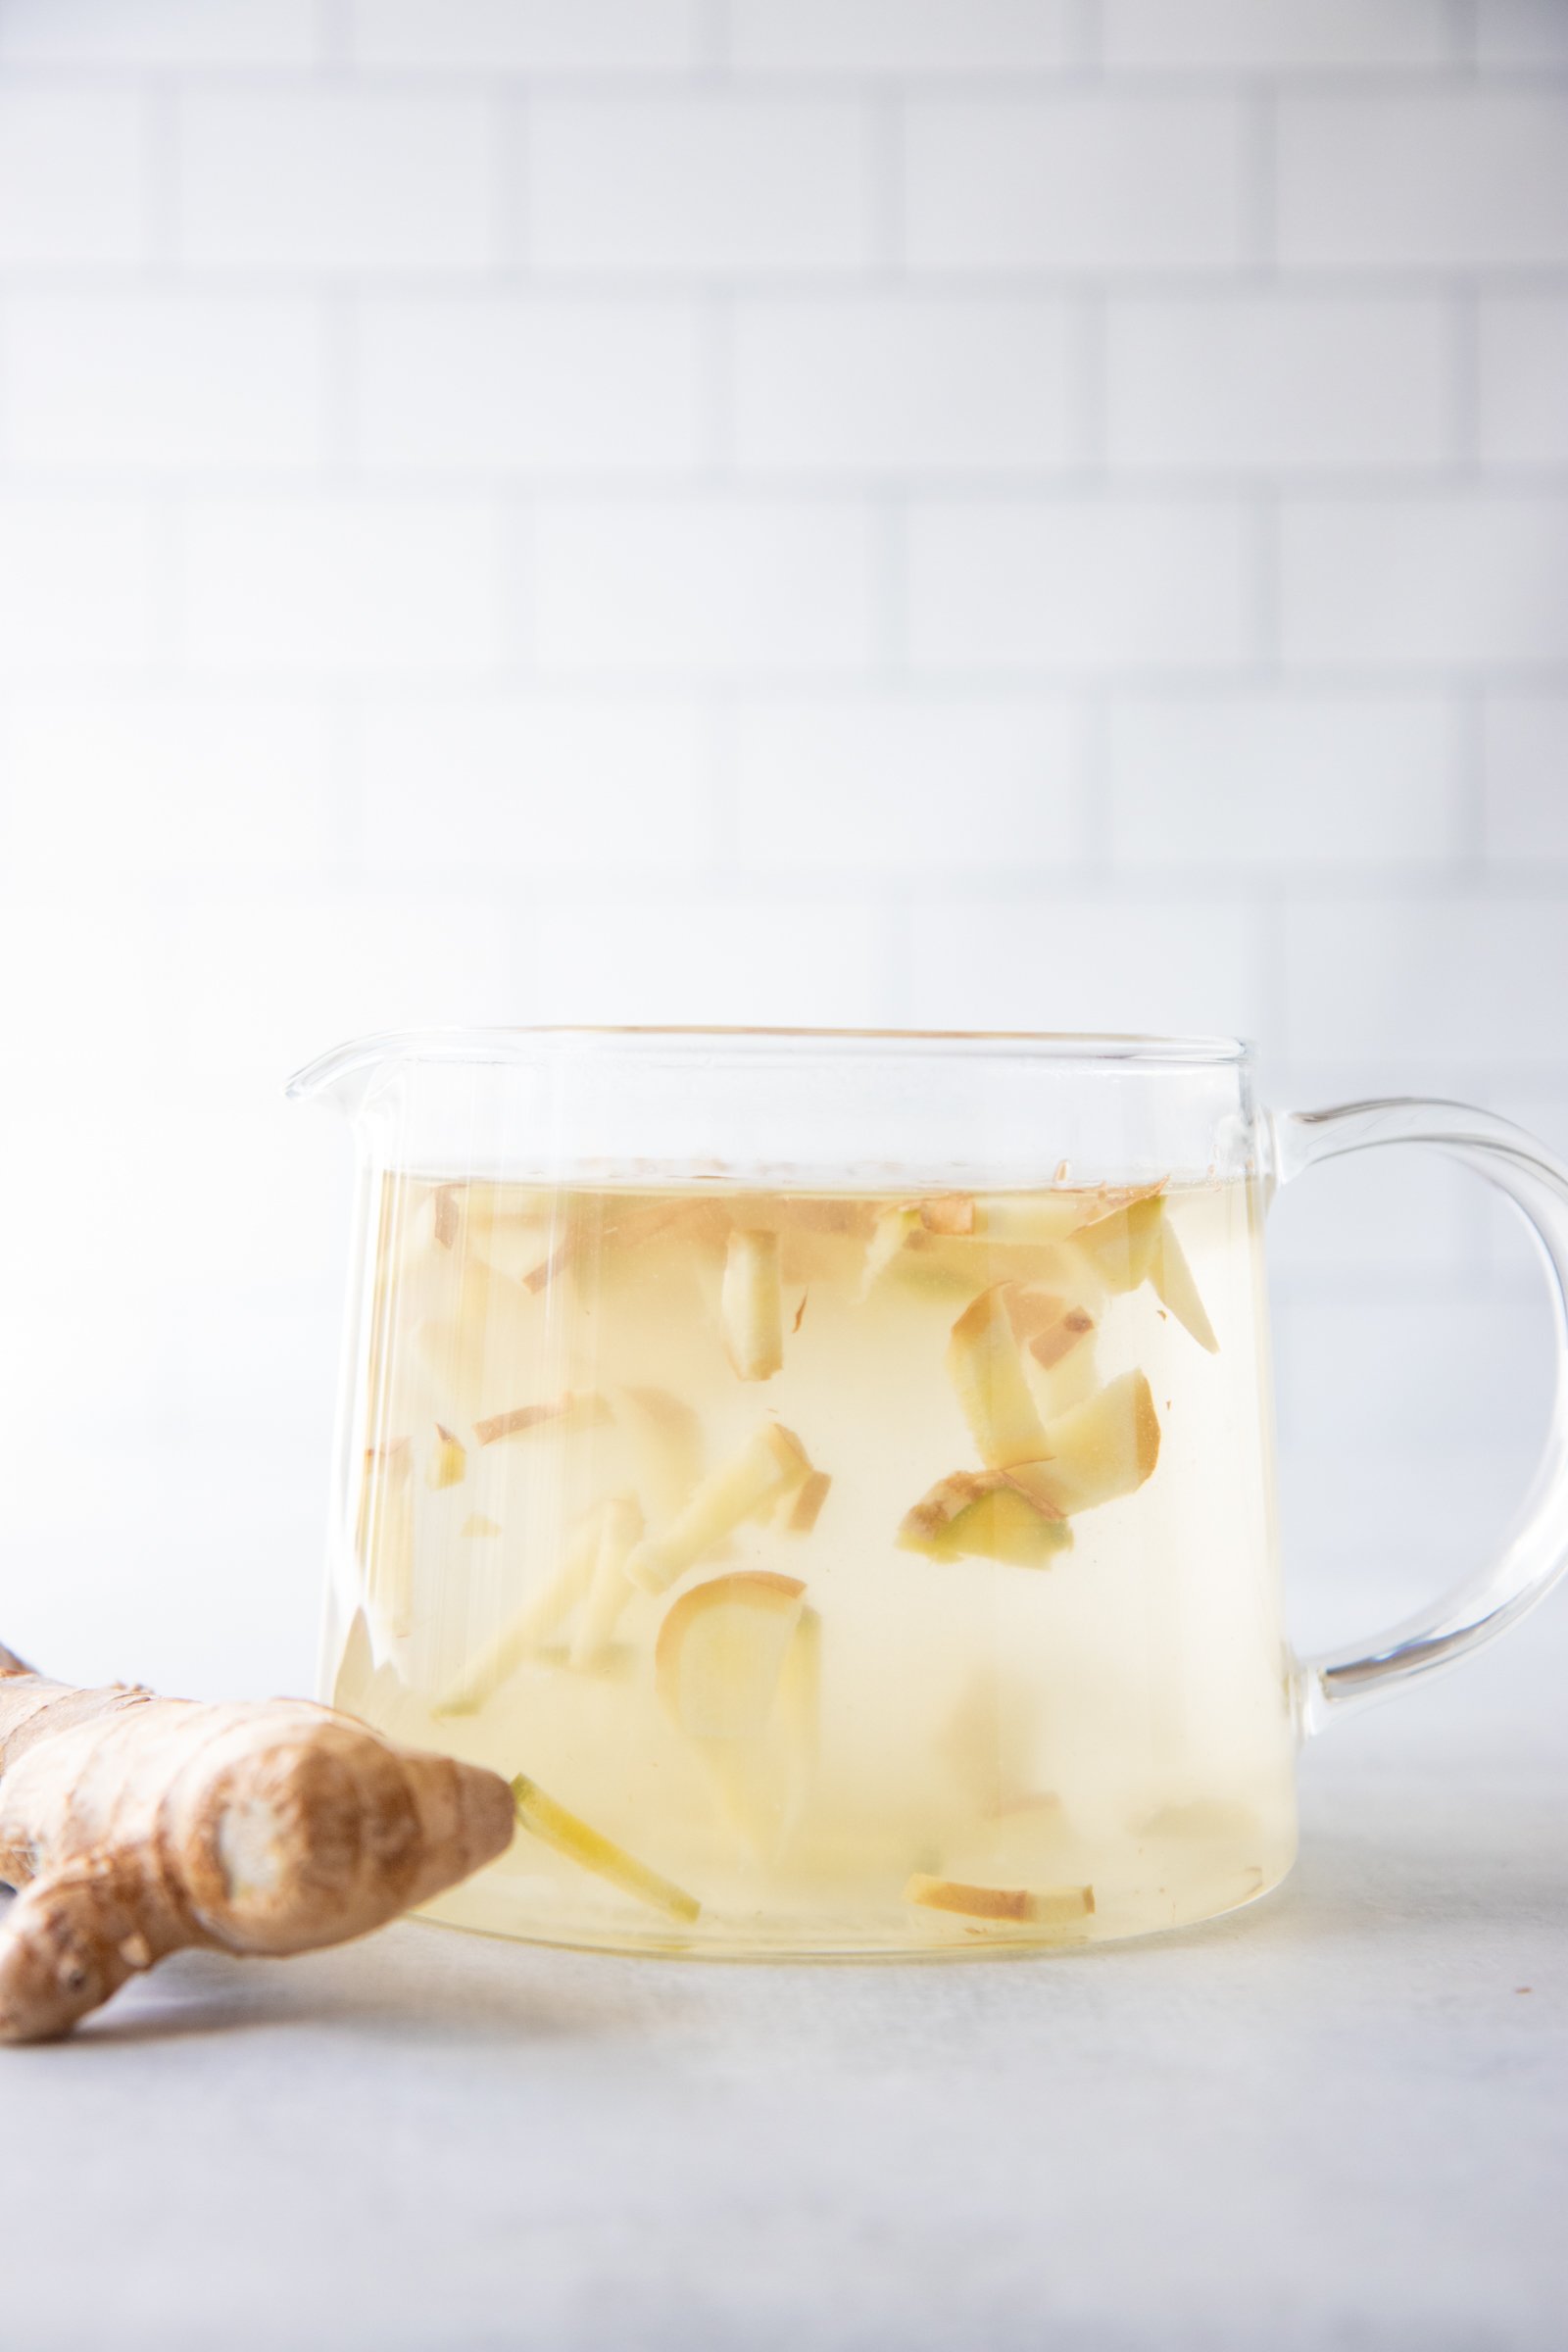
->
0;1642;514;2044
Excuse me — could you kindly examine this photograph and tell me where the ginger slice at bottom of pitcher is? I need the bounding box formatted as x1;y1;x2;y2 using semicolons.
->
511;1775;700;1925
904;1874;1095;1928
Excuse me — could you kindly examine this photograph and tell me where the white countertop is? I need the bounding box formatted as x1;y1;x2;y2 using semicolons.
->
4;1592;1565;2352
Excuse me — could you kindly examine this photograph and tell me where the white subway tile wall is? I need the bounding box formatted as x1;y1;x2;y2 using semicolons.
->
0;0;1563;1699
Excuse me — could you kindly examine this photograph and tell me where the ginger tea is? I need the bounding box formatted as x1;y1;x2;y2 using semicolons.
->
333;1172;1297;1955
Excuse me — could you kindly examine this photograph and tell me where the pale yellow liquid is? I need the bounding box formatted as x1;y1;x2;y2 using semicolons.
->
331;1173;1298;1955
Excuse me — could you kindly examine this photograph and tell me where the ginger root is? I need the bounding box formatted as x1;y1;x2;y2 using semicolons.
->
0;1641;514;2044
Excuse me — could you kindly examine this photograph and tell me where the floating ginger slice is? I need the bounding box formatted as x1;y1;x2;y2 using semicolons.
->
776;1466;831;1535
1071;1191;1218;1352
904;1874;1094;1928
473;1392;612;1446
859;1193;976;1298
1025;1370;1160;1517
919;1192;975;1236
858;1202;921;1298
615;1385;704;1525
511;1774;700;1925
655;1570;807;1740
1005;1288;1096;1367
426;1424;466;1490
969;1192;1097;1246
1070;1190;1166;1292
625;1423;809;1596
947;1286;1050;1468
898;1468;1072;1568
1148;1220;1218;1352
434;1508;604;1715
720;1228;783;1381
1007;1287;1099;1416
569;1494;644;1670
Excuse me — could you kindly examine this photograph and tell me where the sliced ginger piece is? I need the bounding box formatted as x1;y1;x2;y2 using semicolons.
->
947;1286;1050;1469
720;1228;783;1381
777;1466;831;1536
1073;1187;1218;1352
1027;1370;1160;1517
473;1392;612;1446
569;1494;644;1671
904;1874;1094;1927
435;1508;604;1716
1148;1220;1219;1352
859;1194;975;1298
898;1468;1072;1568
615;1386;704;1526
1071;1191;1166;1294
1005;1288;1097;1369
511;1774;700;1925
1008;1288;1100;1417
919;1192;975;1236
970;1193;1095;1246
858;1201;921;1298
426;1424;466;1491
626;1423;809;1595
655;1570;807;1740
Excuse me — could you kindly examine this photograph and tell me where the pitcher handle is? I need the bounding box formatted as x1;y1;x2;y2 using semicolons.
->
1273;1099;1568;1737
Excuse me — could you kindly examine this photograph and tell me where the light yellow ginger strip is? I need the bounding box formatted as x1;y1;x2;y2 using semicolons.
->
1004;1288;1096;1366
426;1424;466;1490
778;1467;832;1535
434;1510;603;1716
858;1202;920;1298
568;1495;645;1671
473;1393;612;1446
970;1193;1099;1246
1069;1192;1166;1294
512;1774;700;1925
904;1874;1094;1927
858;1193;975;1298
720;1228;784;1381
625;1423;809;1596
1149;1221;1219;1352
947;1286;1050;1468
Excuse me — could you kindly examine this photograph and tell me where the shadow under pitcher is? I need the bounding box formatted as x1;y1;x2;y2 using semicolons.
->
290;1028;1568;1958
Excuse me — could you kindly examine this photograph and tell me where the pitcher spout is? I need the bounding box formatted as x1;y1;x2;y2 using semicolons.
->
285;1030;411;1113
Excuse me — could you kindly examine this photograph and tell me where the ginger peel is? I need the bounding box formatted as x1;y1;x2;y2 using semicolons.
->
0;1642;514;2044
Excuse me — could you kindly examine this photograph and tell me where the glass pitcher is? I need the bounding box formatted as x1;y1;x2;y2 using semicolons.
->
289;1028;1568;1959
